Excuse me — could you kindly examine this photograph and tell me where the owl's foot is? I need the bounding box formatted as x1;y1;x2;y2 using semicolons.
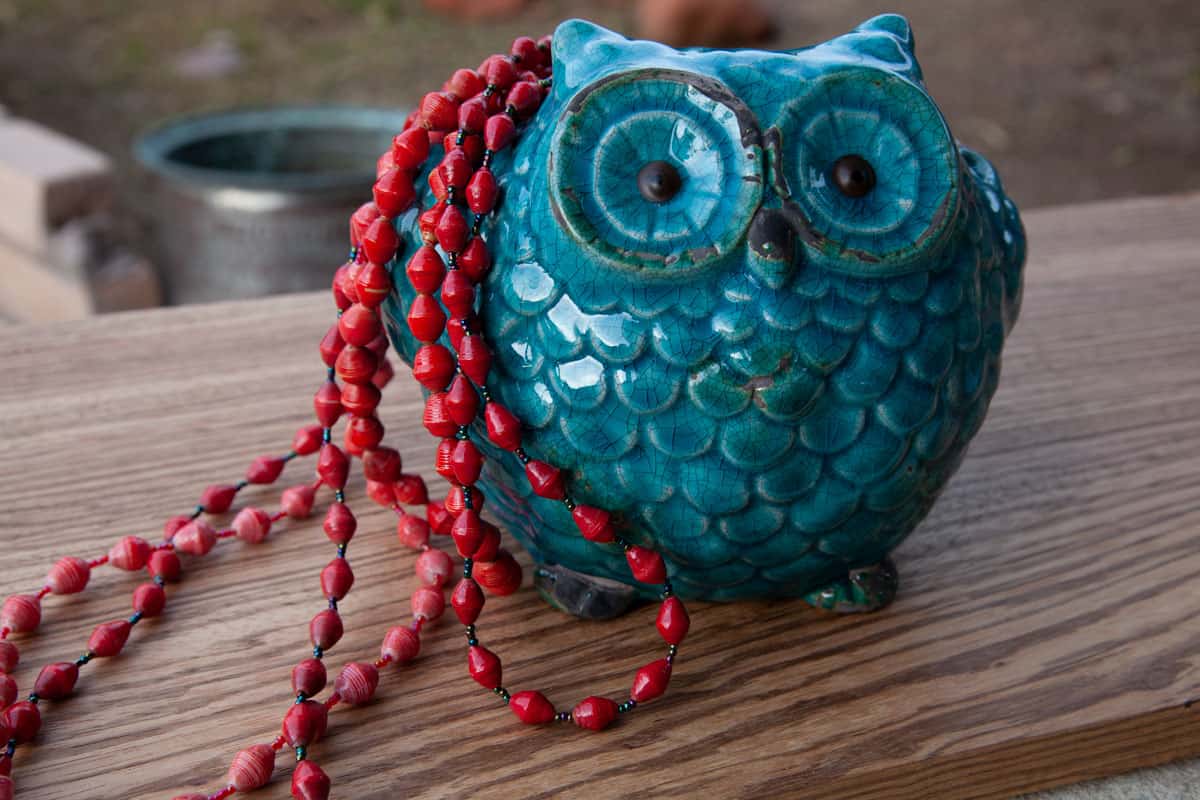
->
804;558;899;613
533;563;644;620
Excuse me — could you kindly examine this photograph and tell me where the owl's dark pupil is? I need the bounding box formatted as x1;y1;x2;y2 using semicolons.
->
831;155;876;198
637;160;683;204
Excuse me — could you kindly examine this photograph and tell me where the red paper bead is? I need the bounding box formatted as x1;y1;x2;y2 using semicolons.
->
317;443;350;489
0;594;40;633
428;167;448;202
394;474;430;506
438;148;472;191
573;696;619;731
357;262;393;310
246;455;286;485
446;315;467;351
201;484;239;514
148;549;182;582
292;760;331;800
293;424;323;456
450;439;483;485
408;294;447;343
458;335;491;384
427;500;454;535
483;55;518;91
465;168;498;215
473;521;501;562
313;382;343;427
459;237;492;283
133;582;167;617
458;97;488;134
339;303;382;348
46;556;90;595
372;356;395;390
163;514;190;540
445;375;480;426
349;201;381;246
376;148;396;178
511;36;539;64
420;91;459;131
441;270;475;318
472;549;522;596
332;262;353;310
362;217;400;265
484;402;521;450
34;661;78;700
310;609;343;650
506;81;541;118
422;392;457;437
656;597;690;645
415;548;454;587
626;546;667;585
572;505;614;543
318;322;345;368
0;674;14;709
108;535;152;571
228;744;275;792
510;690;555;725
436;438;456;480
281;484;316;520
484;113;516;151
445;68;485;100
381;626;420;665
320;558;355;600
451;509;484;558
346;414;385;451
436;204;469;253
335;661;379;706
451;578;485;624
467;645;502;688
174;520;216;555
361;446;400;484
397;512;432;550
0;776;13;800
406;246;446;294
524;460;564;499
631;659;672;703
373;168;416;219
413;343;455;391
336;344;378;386
88;620;132;657
282;700;328;747
291;658;327;697
342;381;382;417
391;128;430;170
231;507;271;545
323;503;356;545
0;640;18;673
4;701;40;743
411;586;445;621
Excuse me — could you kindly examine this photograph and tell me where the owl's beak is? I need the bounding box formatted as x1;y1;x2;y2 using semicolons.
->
747;207;800;290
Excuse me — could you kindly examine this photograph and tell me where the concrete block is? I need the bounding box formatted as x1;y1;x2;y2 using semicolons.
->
0;117;112;252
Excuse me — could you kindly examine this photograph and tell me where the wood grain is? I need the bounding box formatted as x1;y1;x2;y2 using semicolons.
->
1;193;1199;800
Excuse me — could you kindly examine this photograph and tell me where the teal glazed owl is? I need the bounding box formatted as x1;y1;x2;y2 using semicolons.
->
383;16;1026;617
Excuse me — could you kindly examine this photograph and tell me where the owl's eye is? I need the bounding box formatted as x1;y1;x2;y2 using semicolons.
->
548;69;762;273
830;155;875;198
775;68;960;275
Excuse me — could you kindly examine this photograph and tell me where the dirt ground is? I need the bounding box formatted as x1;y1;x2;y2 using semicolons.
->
0;0;1197;219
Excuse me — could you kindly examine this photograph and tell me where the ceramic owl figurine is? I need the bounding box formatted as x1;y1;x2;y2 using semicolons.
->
383;16;1025;617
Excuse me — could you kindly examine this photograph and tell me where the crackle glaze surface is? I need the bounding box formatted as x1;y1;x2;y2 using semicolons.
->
383;16;1026;602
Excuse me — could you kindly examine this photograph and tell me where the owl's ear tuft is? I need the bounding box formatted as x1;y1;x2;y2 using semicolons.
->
855;14;915;52
833;14;923;85
551;19;629;91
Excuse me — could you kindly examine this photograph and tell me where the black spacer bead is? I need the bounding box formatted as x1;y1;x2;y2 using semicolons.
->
312;646;324;659
295;745;307;762
467;638;479;647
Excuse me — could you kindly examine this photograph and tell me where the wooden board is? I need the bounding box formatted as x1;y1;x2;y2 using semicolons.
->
1;193;1199;800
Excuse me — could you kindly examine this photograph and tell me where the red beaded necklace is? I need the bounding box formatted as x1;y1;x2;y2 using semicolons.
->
0;33;690;800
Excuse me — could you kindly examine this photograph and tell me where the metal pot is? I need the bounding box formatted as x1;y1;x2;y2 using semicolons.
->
135;107;408;303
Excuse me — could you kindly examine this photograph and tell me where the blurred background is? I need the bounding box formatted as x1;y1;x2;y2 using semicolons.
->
0;0;1196;318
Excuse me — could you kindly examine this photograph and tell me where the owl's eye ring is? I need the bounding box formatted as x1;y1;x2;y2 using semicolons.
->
548;68;763;274
831;154;876;198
